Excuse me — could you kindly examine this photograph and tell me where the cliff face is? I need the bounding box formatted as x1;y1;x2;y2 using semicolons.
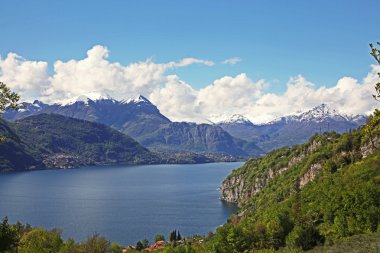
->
220;122;380;206
220;141;316;205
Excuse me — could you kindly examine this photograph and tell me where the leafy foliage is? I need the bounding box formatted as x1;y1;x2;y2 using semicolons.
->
0;82;19;112
0;82;19;142
19;228;63;253
0;217;19;252
370;42;380;101
155;233;166;242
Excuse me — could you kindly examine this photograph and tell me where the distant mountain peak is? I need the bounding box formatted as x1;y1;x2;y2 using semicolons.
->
286;103;349;123
123;95;152;105
218;114;254;126
61;92;114;106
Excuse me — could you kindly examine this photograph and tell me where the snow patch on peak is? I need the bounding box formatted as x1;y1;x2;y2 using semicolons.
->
122;95;152;105
213;114;254;126
286;104;349;123
61;92;114;106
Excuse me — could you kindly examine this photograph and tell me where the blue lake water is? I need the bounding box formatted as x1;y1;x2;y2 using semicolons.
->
0;162;242;245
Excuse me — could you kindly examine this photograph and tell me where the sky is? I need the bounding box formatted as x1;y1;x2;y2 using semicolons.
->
0;0;379;123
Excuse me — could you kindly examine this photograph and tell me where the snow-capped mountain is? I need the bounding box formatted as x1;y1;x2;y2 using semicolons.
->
61;92;115;106
266;104;366;125
4;94;171;133
284;104;355;123
3;94;262;157
217;104;367;152
122;95;152;105
217;114;255;127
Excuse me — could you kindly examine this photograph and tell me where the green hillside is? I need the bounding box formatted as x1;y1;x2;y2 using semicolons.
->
0;114;159;171
202;110;380;252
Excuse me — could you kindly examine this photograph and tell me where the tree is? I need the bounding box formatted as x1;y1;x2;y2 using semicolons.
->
169;230;177;242
19;227;63;253
142;238;149;249
154;233;165;242
0;216;19;252
0;81;19;112
82;233;112;253
0;82;19;142
58;238;82;253
370;42;380;101
365;42;380;148
135;241;144;251
177;231;182;241
111;242;123;253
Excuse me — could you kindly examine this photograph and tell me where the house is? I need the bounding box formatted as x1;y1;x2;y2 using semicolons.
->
122;245;135;252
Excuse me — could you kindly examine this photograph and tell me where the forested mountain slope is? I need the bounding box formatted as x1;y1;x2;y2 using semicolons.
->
210;110;380;252
0;114;158;172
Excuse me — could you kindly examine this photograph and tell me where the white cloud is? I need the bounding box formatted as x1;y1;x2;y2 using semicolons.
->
149;75;203;122
39;45;214;103
1;45;379;124
222;57;242;65
0;53;49;100
168;57;215;67
196;73;265;120
248;67;380;123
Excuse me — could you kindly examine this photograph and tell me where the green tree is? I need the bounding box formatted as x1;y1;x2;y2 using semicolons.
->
177;231;182;241
154;233;165;242
370;42;380;101
0;82;19;142
19;227;63;253
0;82;19;112
169;230;177;242
82;233;112;253
142;238;149;249
135;241;143;251
0;216;19;252
111;242;123;253
58;238;82;253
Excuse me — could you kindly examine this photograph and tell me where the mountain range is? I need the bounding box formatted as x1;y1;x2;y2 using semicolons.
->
216;104;366;152
3;94;366;156
3;94;262;157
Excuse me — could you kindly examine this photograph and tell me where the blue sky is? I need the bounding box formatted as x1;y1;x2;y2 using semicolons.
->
0;0;379;122
1;0;379;91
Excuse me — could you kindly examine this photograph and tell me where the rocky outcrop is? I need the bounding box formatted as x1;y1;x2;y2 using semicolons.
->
221;151;308;204
360;136;380;158
300;163;323;187
220;138;323;205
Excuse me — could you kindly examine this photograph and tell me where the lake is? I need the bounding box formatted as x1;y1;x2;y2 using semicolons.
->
0;162;243;245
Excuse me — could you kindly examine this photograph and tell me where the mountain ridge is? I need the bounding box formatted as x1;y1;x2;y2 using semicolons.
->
3;95;262;157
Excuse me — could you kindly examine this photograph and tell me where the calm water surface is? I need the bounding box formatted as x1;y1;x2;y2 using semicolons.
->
0;162;242;245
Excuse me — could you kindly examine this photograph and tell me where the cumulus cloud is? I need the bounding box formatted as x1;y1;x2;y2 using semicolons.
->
248;67;380;123
1;45;379;124
222;57;242;65
149;75;202;122
0;53;49;100
196;73;265;120
38;45;215;103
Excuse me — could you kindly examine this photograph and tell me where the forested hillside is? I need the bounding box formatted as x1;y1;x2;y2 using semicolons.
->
0;114;159;171
208;110;380;252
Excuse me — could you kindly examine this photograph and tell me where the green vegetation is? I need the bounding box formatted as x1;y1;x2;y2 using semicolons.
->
0;82;19;142
209;117;380;252
155;234;166;242
370;42;380;101
0;82;19;112
0;114;159;171
1;116;379;251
